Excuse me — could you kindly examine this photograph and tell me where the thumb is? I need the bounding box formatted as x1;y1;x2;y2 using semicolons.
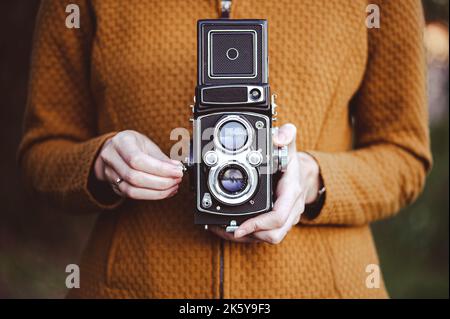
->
141;134;177;164
274;123;297;149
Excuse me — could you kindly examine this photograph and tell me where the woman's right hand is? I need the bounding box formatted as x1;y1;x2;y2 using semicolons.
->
94;130;184;200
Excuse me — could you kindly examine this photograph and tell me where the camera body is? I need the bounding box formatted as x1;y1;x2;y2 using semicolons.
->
188;19;287;231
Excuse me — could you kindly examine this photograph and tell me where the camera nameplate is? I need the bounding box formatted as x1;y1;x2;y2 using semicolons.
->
200;85;265;105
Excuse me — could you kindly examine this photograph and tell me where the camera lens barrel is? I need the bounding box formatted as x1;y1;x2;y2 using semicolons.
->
218;164;248;195
207;160;259;206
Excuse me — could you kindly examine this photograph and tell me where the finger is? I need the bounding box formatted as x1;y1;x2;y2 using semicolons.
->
106;163;181;191
234;186;298;238
101;146;135;179
141;136;171;162
104;165;124;197
253;195;305;244
292;192;307;226
94;157;107;182
209;226;261;244
141;139;182;166
273;123;297;148
104;164;181;192
112;138;183;178
104;164;179;200
138;133;182;166
260;193;305;244
118;181;179;200
102;147;182;190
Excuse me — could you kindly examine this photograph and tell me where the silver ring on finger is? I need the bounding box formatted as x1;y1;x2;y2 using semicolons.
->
114;177;124;187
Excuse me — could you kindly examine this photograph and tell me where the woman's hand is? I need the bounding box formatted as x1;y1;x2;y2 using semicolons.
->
209;123;321;244
94;130;184;200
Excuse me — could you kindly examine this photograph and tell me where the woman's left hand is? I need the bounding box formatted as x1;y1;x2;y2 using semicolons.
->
209;123;321;244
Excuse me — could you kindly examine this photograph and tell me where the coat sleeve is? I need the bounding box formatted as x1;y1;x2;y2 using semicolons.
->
304;0;432;225
18;0;122;213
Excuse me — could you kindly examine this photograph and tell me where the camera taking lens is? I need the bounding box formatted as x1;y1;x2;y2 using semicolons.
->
218;164;248;195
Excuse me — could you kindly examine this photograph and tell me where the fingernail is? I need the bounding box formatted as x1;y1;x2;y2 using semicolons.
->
235;229;246;238
172;166;183;176
277;132;287;144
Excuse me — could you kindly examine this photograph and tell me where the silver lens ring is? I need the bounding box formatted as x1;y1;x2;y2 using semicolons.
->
208;161;258;206
213;115;253;154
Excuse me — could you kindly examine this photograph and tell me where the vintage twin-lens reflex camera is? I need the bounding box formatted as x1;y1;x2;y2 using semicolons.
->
187;19;288;232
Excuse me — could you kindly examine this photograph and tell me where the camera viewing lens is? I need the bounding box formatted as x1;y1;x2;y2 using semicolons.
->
219;121;248;151
218;165;248;195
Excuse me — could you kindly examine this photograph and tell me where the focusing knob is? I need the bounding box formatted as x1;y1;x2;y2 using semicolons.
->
278;146;288;172
273;145;289;173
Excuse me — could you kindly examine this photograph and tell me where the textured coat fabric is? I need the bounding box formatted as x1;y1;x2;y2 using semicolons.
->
19;0;431;298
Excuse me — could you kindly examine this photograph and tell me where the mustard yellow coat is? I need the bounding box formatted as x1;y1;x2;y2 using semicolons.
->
19;0;431;298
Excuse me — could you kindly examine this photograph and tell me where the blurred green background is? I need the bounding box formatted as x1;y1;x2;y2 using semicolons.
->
0;1;448;298
371;1;449;299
